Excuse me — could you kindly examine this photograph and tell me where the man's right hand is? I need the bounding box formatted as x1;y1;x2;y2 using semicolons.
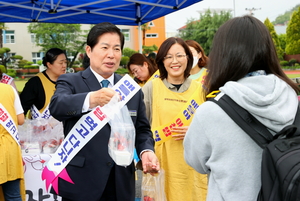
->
89;88;117;108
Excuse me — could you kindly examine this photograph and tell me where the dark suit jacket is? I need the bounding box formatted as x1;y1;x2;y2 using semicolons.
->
49;67;154;201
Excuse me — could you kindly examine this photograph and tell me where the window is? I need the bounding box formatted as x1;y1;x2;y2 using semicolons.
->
120;29;130;41
8;53;16;57
32;52;42;64
5;30;15;43
145;33;158;38
31;33;43;43
31;34;36;43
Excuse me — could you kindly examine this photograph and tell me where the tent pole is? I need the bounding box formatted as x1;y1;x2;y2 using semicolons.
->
138;22;142;53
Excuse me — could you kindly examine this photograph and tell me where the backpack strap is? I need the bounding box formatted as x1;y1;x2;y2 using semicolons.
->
208;93;274;149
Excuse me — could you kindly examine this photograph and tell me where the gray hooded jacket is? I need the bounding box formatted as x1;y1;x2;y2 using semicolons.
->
184;74;298;201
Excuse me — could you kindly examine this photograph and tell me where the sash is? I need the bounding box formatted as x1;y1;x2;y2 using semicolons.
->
31;104;51;119
42;74;140;194
151;88;203;145
148;70;160;81
0;73;13;85
0;103;20;145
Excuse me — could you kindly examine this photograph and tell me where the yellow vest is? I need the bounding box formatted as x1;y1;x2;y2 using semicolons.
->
37;72;56;113
0;84;25;201
151;78;207;201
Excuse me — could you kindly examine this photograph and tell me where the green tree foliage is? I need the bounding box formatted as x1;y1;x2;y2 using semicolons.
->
264;18;284;60
273;4;300;24
122;47;137;57
278;34;286;52
143;44;158;55
286;7;300;55
0;65;6;73
178;9;232;55
120;56;129;67
6;69;16;77
28;23;87;67
0;47;11;68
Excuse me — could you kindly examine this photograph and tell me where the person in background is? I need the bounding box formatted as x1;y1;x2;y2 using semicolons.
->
127;53;158;86
0;83;25;201
20;48;67;117
142;37;207;201
0;68;18;91
185;40;208;85
184;15;299;201
82;53;90;69
49;22;159;201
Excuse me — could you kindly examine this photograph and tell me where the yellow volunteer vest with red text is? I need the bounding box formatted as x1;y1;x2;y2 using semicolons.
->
151;78;207;201
0;84;25;201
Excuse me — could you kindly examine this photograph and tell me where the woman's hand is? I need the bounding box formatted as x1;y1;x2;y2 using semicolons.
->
171;126;189;141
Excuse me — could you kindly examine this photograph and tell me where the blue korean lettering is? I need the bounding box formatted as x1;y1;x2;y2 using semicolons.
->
58;148;67;163
31;109;39;119
124;80;135;91
154;130;161;142
63;141;73;155
69;134;80;148
76;124;90;138
10;125;17;134
84;116;98;131
119;84;130;97
41;110;51;119
6;119;13;128
115;89;125;101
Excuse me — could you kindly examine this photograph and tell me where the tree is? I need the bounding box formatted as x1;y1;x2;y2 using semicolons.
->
122;47;137;58
264;18;284;60
278;34;287;52
178;9;232;55
272;4;300;24
28;23;87;67
143;44;158;54
0;47;11;68
141;23;151;48
285;7;300;55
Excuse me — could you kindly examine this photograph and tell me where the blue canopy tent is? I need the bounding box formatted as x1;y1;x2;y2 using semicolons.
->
0;0;202;51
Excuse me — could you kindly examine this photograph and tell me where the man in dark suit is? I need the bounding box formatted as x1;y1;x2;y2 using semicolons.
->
49;22;159;201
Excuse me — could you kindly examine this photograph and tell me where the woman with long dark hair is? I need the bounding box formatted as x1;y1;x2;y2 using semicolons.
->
184;15;299;201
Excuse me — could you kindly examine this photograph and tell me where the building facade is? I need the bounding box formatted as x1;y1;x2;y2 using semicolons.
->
2;17;166;63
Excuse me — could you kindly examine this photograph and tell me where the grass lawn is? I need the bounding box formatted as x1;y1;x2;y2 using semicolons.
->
15;80;27;92
286;74;300;78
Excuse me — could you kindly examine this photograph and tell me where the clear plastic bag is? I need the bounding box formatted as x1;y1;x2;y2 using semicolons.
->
108;103;135;166
18;117;64;154
141;170;167;201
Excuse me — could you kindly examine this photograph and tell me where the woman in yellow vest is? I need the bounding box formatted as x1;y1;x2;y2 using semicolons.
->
185;40;209;85
142;37;207;201
0;83;25;201
20;48;67;117
127;53;158;87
